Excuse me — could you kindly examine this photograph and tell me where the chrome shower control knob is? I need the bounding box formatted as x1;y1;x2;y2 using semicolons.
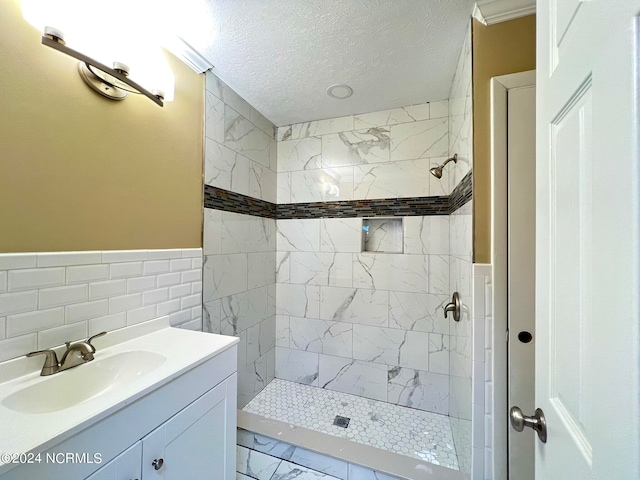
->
152;458;164;470
443;292;461;322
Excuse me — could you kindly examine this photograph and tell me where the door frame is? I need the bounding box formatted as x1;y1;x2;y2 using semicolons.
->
490;69;536;479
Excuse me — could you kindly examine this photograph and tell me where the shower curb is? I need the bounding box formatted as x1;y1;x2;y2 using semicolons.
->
238;410;465;480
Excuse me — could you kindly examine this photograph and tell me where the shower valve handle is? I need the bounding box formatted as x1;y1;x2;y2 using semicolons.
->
444;292;461;322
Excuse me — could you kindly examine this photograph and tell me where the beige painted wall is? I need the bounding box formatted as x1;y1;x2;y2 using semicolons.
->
472;16;536;263
0;0;204;253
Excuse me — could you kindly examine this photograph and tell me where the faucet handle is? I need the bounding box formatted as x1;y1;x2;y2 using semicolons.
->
26;349;60;375
86;331;107;352
443;292;461;322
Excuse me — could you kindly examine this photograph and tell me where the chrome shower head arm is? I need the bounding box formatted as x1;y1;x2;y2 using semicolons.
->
429;154;458;179
441;154;458;168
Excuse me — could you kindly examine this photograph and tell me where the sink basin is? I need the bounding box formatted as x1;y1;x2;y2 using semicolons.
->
1;351;166;414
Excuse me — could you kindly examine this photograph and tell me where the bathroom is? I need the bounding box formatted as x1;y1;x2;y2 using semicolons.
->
0;1;638;480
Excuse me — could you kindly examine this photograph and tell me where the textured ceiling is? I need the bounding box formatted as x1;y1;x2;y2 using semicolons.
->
176;0;475;126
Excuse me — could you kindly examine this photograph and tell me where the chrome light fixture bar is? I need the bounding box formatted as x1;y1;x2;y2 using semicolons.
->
42;27;165;107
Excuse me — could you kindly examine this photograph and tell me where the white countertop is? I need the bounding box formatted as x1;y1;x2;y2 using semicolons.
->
0;317;238;475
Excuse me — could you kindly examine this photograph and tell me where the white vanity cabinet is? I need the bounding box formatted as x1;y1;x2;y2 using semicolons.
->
85;373;236;480
0;337;238;480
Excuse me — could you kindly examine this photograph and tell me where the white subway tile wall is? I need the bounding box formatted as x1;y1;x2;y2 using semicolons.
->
0;249;202;362
471;264;492;480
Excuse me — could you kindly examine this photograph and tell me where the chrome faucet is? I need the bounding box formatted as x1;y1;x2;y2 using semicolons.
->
26;332;107;376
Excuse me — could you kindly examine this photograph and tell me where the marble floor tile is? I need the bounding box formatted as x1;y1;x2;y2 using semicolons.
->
236;442;340;480
243;379;459;470
289;447;348;479
270;460;341;479
237;430;297;461
236;445;281;480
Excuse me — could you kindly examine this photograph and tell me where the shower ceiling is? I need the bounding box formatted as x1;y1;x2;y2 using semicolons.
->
174;0;475;126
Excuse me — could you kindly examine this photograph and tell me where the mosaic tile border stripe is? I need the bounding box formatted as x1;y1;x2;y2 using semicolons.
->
204;185;276;218
276;196;450;219
449;171;473;213
204;170;472;219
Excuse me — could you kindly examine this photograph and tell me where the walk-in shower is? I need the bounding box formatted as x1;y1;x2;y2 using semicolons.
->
202;25;474;480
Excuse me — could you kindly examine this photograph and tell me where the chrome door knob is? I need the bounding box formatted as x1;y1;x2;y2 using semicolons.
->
152;458;164;470
510;406;547;443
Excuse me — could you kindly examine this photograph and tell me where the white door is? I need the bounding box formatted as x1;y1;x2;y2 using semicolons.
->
507;85;536;480
536;1;640;479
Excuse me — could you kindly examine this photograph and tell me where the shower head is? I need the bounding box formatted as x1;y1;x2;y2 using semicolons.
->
429;166;443;179
429;154;458;179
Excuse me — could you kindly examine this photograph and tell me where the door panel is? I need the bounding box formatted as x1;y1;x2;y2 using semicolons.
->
537;0;640;478
548;83;593;465
553;0;584;46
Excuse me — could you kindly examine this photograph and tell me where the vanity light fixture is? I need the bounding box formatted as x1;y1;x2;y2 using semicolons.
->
41;26;166;106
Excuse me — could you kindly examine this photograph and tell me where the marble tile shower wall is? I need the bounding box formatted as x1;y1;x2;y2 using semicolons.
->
274;216;452;414
202;71;278;408
449;202;473;476
276;100;451;202
448;25;474;478
448;24;473;194
0;249;203;363
274;100;459;415
204;72;277;203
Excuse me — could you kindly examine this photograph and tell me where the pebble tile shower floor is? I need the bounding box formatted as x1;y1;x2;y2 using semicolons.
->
243;379;459;470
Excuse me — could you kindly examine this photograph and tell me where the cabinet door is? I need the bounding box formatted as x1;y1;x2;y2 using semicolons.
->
85;442;142;480
142;374;236;480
